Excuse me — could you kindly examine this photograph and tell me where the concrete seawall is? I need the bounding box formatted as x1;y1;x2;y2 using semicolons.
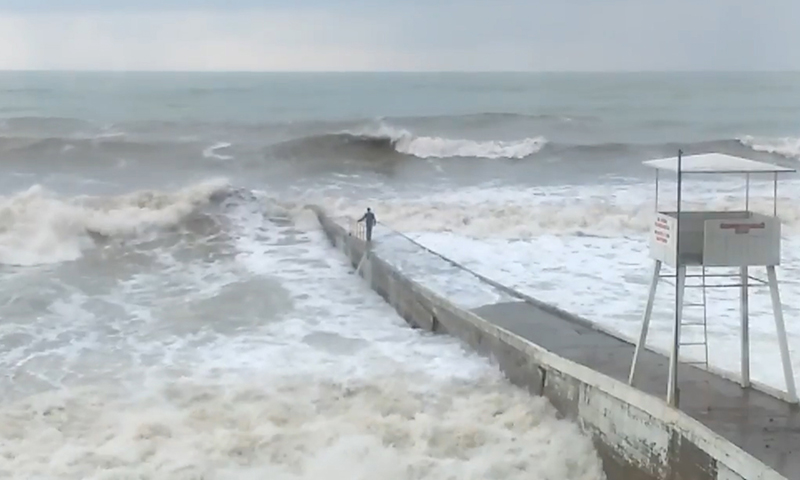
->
312;207;788;480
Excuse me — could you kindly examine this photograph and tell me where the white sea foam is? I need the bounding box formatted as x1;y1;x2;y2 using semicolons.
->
321;179;800;239
203;141;234;160
395;134;547;159
0;178;231;266
348;124;547;159
0;191;606;479
740;135;800;159
0;375;603;480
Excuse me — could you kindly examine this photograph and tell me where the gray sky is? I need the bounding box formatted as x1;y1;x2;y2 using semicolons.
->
0;0;797;71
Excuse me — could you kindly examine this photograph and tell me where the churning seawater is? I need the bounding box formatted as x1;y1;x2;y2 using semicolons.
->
2;71;800;479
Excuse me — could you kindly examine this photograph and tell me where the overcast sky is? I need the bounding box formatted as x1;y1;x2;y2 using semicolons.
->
0;0;797;71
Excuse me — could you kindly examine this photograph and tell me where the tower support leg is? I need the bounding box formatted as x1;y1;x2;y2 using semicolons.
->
740;266;750;388
767;265;798;403
629;260;662;385
667;265;686;406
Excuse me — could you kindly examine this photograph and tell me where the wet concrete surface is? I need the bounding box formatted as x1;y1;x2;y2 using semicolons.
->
473;301;800;478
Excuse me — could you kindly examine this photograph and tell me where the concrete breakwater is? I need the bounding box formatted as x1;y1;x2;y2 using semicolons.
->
311;206;790;480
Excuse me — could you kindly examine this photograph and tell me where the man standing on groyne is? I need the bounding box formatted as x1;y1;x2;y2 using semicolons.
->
357;207;377;242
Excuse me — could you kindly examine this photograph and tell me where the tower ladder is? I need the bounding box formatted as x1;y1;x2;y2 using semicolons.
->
680;265;710;370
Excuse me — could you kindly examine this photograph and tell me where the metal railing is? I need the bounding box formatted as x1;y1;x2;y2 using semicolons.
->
350;218;367;241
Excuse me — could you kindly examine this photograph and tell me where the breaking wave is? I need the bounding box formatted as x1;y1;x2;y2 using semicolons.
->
269;127;799;165
2;112;798;168
0;179;232;266
270;124;547;160
388;132;547;160
0;375;605;479
739;135;800;160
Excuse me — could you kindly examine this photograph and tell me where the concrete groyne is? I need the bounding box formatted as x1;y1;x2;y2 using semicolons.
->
312;206;791;480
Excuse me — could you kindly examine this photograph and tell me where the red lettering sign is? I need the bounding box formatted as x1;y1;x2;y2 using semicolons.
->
719;222;765;234
653;218;671;244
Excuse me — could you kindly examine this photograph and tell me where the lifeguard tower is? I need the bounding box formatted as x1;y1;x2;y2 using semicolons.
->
627;151;798;407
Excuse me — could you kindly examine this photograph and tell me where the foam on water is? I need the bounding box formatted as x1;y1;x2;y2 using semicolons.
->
0;179;231;266
203;141;234;160
324;177;800;239
395;135;547;159
345;123;547;159
0;186;605;479
0;376;602;480
740;135;800;160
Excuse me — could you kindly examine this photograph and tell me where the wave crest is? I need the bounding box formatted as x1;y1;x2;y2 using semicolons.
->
0;375;604;479
346;124;547;159
0;178;231;266
739;135;800;160
270;123;547;161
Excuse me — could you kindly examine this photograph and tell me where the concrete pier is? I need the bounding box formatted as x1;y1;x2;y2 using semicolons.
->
314;208;794;480
474;301;800;476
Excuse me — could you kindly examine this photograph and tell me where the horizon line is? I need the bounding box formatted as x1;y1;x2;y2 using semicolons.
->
0;69;798;74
